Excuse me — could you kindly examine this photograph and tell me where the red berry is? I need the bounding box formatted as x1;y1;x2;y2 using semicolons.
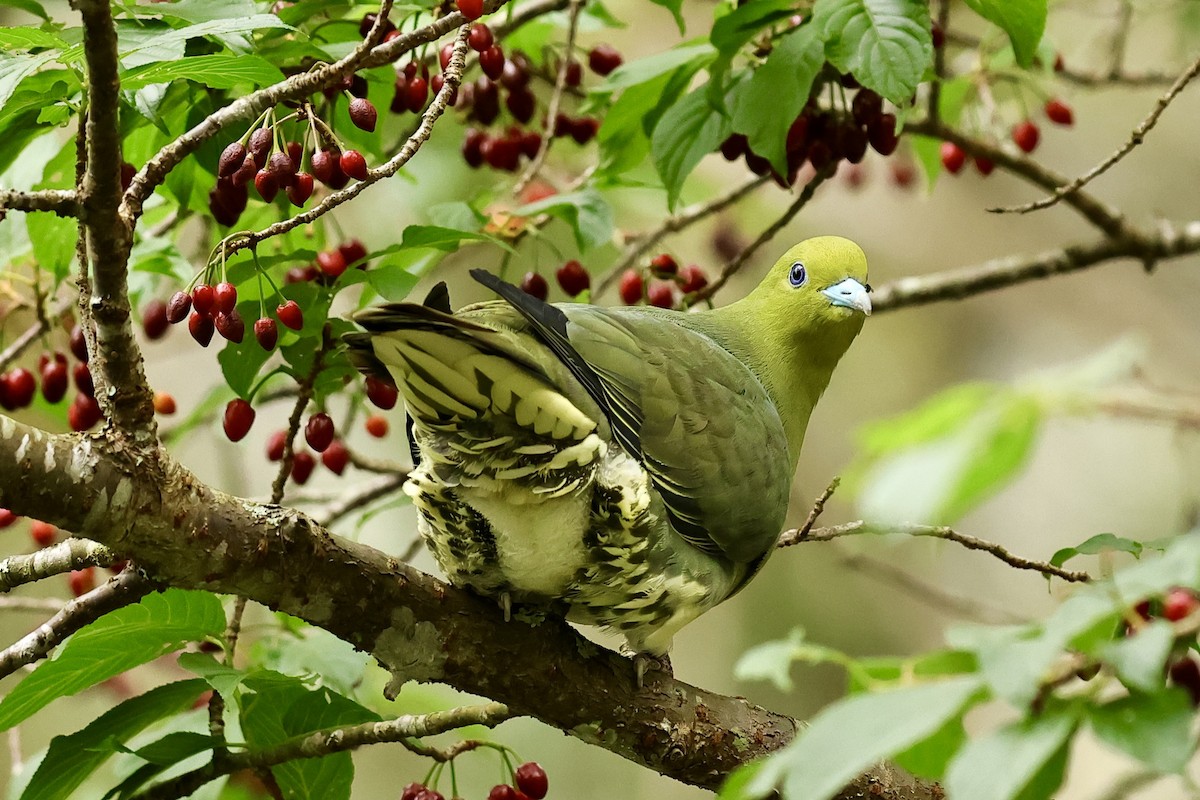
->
940;141;966;173
618;269;643;305
416;791;444;800
41;360;68;404
142;299;170;340
974;156;995;176
120;162;136;191
305;412;335;452
588;44;623;76
192;284;216;315
1054;53;1065;72
365;414;389;438
311;150;335;185
153;391;176;415
520;272;549;301
1169;657;1200;706
287;140;302;164
254;317;278;351
565;59;582;87
166;291;192;324
439;43;455;71
520;131;543;160
649;253;678;277
286;172;314;206
219;142;248;178
321;439;350;475
867;114;899;156
0;508;16;528
268;152;296;187
1164;588;1199;622
457;0;483;20
349;97;378;132
931;20;945;49
366;375;398;409
479;46;505;80
69;324;89;361
276;300;304;331
317;249;348;279
340;150;368;181
265;430;287;462
647;281;675;308
555;260;589;297
69;567;95;597
487;786;517;800
407;76;429;112
291;450;315;485
679;265;708;293
248;127;273;168
188;311;215;347
5;367;35;408
1044;98;1074;126
73;362;94;397
338;239;368;267
214;282;237;314
223;398;255;442
400;783;426;800
890;161;917;188
214;310;245;343
254;169;279;202
1011;120;1040;153
514;762;548;799
505;88;535;124
68;393;102;431
30;520;56;547
569;117;599;144
468;23;493;52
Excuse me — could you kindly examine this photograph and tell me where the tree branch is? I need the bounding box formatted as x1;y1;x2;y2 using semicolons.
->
0;189;79;216
0;538;116;592
990;53;1200;215
0;569;153;680
780;520;1091;583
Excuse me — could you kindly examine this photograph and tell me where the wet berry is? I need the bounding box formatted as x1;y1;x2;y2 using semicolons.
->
940;141;966;173
514;762;548;799
5;368;35;408
588;44;623;75
618;269;644;305
457;0;483;20
556;260;589;297
468;23;493;52
520;272;549;301
214;282;237;314
214;310;245;343
317;249;348;279
255;170;279;202
287;172;314;206
366;375;398;409
73;363;94;397
254;317;278;351
1011;120;1040;153
291;450;316;484
68;393;102;431
1044;98;1074;126
188;312;215;347
223;398;255;442
276;300;304;331
479;46;505;80
311;150;335;185
349;97;378;132
305;412;335;452
340;150;369;181
41;360;68;403
142;300;170;340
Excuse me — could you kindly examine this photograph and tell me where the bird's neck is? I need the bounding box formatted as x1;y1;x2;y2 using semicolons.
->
701;301;858;466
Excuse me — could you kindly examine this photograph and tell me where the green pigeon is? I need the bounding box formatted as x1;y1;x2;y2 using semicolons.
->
345;236;870;668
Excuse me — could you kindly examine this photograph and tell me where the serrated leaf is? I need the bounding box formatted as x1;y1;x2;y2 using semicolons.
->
595;43;714;94
1089;690;1196;774
365;249;443;302
961;0;1047;68
513;189;614;250
710;0;795;57
747;677;982;800
0;590;225;730
650;85;733;210
216;301;275;399
398;225;502;252
814;0;933;106
731;24;823;176
178;652;246;698
0;28;66;51
119;731;216;766
1101;620;1174;692
121;54;284;90
0;1;50;21
945;712;1076;800
0;51;57;108
1051;533;1144;569
18;680;206;800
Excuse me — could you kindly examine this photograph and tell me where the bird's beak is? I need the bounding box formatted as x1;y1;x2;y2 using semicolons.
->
822;278;872;316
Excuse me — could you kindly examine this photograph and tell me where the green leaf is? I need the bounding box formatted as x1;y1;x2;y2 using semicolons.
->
120;731;216;766
239;673;379;800
251;622;369;697
18;680;207;800
734;629;849;692
647;0;686;34
650;85;733;210
1051;533;1144;569
813;0;933;106
893;713;967;781
0;52;57;109
25;212;76;282
121;54;285;90
939;394;1040;521
710;0;795;57
1089;690;1196;774
0;28;67;51
1101;620;1174;693
366;249;443;302
398;225;501;252
748;677;981;800
513;189;614;251
217;303;274;399
961;0;1047;68
596;66;694;179
717;762;763;800
857;382;994;457
731;24;823;175
0;1;51;21
944;711;1077;800
0;590;226;730
594;43;714;94
178;652;246;699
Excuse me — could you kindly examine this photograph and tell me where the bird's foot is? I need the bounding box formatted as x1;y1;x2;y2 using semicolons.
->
625;649;673;688
499;591;512;622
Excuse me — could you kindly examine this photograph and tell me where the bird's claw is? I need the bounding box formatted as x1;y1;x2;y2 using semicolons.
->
630;651;673;688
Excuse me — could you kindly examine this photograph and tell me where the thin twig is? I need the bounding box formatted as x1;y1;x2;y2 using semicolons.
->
317;472;408;529
0;570;153;680
0;314;51;373
689;170;830;303
927;0;950;126
134;703;509;800
512;0;584;195
0;597;71;613
990;54;1200;215
778;520;1091;582
0;538;116;592
593;174;769;296
219;26;473;258
0;189;79;216
793;477;839;543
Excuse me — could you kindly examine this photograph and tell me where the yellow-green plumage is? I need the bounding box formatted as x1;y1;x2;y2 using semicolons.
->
345;236;870;659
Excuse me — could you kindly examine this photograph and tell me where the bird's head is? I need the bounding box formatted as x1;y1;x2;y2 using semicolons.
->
747;236;872;335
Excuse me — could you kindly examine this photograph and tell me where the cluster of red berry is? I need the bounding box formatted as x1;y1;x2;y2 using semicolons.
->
400;761;548;800
164;280;304;352
285;239;369;284
0;324;101;431
939;98;1074;175
515;256;708;308
1127;588;1200;705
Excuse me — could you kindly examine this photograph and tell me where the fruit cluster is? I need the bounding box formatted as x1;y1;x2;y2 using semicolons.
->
400;761;548;800
0;322;106;431
515;255;708;309
938;98;1074;176
1127;588;1200;705
163;280;303;352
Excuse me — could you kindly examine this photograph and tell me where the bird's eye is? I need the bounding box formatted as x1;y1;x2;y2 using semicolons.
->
864;283;873;293
788;262;807;287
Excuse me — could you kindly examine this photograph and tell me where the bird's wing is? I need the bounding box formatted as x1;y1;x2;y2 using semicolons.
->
469;270;791;565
